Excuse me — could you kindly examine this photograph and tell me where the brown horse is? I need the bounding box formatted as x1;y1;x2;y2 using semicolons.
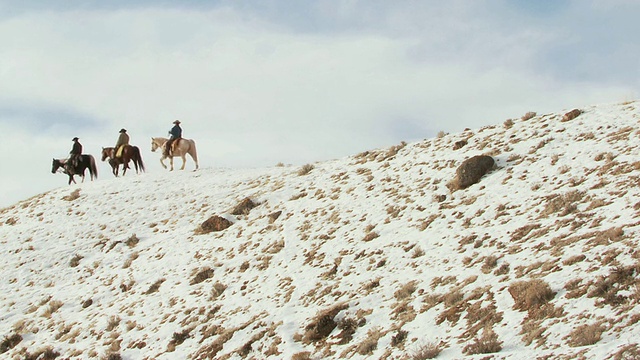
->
101;145;145;177
52;155;98;185
151;137;199;171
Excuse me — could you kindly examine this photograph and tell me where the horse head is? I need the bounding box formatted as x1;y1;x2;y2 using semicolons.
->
101;147;111;162
51;158;59;173
151;137;163;152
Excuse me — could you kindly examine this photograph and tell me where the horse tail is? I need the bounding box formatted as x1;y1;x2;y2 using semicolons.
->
89;155;98;180
134;146;145;173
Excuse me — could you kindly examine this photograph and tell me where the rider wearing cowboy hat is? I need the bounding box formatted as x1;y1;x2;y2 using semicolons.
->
165;120;182;156
115;128;130;159
70;137;82;168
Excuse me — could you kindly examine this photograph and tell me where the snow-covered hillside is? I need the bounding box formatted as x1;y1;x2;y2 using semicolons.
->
2;101;640;359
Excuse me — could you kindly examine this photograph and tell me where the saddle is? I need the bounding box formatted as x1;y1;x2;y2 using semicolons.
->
115;145;126;158
170;138;182;153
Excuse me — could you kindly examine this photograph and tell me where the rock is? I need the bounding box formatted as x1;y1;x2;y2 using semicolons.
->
453;155;495;190
453;140;467;150
562;109;582;122
198;215;232;234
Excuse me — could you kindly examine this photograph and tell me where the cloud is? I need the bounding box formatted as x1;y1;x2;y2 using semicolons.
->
0;2;638;207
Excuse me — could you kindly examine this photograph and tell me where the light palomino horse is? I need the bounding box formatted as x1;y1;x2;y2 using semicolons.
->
151;137;199;171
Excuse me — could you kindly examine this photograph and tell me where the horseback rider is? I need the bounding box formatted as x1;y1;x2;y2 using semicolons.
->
69;137;82;169
115;128;130;159
164;120;182;156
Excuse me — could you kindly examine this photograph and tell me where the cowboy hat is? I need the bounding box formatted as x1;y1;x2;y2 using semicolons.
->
173;120;181;124
72;137;79;141
119;128;127;133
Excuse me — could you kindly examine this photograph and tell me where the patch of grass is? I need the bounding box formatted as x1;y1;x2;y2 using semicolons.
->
297;164;315;176
0;333;22;353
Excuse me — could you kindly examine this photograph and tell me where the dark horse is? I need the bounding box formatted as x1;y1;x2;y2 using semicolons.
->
101;145;145;177
51;155;99;185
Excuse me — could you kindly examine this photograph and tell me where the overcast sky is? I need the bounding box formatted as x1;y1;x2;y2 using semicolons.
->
1;0;638;208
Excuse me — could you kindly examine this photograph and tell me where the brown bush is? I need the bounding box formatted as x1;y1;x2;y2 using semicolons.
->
463;327;502;355
567;323;604;347
508;279;556;312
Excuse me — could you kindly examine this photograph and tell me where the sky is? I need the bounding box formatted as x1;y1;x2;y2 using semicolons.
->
1;0;639;207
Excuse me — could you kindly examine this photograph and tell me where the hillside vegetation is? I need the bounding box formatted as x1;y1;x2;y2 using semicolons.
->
2;101;640;359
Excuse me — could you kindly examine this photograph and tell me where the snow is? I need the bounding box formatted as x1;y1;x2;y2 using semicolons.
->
2;101;640;359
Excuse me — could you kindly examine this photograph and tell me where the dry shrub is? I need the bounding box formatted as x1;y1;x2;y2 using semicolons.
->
301;303;349;344
503;119;514;128
390;329;408;347
521;111;536;121
42;300;64;318
144;278;165;295
494;263;509;276
587;264;640;306
106;315;121;331
23;347;60;360
481;256;498;273
395;281;418;300
125;234;139;247
508;279;555;312
356;327;382;355
298;164;315;176
463;327;502;355
167;329;190;352
336;317;361;345
563;254;586;266
62;189;81;201
211;282;227;299
411;341;444;359
231;197;256;216
190;267;214;285
540;191;585;218
69;254;83;267
291;352;312;360
362;231;379;242
612;343;640;359
567;323;604;347
0;333;22;353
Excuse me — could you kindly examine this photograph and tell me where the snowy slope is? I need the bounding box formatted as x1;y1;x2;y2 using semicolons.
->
2;101;640;359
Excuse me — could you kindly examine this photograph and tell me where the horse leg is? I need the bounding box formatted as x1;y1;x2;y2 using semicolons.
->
169;156;174;171
180;155;187;170
160;156;167;169
122;160;128;176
